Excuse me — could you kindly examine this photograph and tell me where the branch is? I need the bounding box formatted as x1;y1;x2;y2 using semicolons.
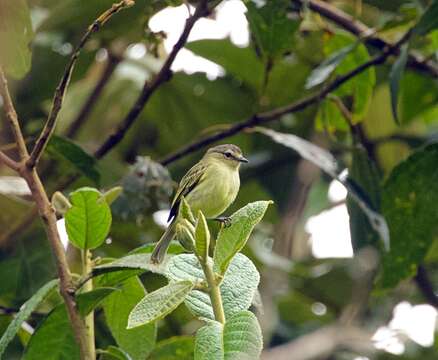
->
94;0;210;159
0;69;29;158
0;151;20;171
160;30;412;166
66;52;121;138
293;0;438;77
26;0;135;169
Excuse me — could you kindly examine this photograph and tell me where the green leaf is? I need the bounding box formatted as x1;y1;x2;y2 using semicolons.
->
414;0;438;35
324;32;376;123
148;336;194;360
245;0;299;61
258;127;390;250
23;305;80;360
77;287;117;317
305;43;356;89
103;277;156;360
127;281;194;329
65;187;112;249
98;346;132;360
0;279;58;357
195;211;210;262
389;44;409;125
315;98;349;133
93;253;170;277
194;311;263;360
186;39;264;91
47;136;100;185
0;0;34;78
347;148;382;251
166;253;259;320
23;288;116;360
380;144;438;287
179;197;196;225
213;201;271;275
103;186;123;205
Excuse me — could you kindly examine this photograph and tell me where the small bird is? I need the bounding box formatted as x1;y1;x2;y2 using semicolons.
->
151;144;248;263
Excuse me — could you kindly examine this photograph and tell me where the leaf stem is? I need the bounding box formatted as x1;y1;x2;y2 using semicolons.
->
201;260;225;324
81;249;95;358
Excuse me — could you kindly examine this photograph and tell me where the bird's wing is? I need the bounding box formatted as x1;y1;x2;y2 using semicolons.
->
167;161;208;222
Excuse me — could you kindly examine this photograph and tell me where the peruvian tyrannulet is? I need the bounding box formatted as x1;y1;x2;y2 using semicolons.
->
151;144;248;263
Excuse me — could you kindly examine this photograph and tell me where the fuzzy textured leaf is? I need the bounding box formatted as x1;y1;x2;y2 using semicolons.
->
213;201;272;275
127;281;194;329
194;311;263;360
65;187;111;249
0;279;58;357
93;253;170;277
166;253;260;320
380;144;438;287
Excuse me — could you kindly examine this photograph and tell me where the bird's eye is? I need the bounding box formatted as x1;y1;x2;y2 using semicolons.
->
224;152;232;158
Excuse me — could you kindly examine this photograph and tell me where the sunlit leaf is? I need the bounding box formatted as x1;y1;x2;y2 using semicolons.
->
166;253;259;320
213;201;272;275
127;281;194;329
65;187;112;249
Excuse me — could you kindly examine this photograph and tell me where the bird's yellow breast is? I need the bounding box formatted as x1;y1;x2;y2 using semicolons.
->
185;160;240;218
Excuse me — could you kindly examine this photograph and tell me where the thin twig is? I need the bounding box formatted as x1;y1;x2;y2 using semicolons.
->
0;70;29;159
160;29;412;166
0;151;20;171
66;52;121;138
94;0;210;158
27;0;135;169
293;0;438;77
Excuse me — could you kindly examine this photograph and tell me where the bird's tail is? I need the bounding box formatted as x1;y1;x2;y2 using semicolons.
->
151;221;176;264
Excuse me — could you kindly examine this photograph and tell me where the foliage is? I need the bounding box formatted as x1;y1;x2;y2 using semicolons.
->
1;0;438;359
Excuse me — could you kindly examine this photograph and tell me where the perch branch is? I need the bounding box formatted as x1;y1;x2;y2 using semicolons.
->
94;0;210;158
0;151;20;171
27;0;134;169
160;29;412;165
0;66;91;358
293;0;438;77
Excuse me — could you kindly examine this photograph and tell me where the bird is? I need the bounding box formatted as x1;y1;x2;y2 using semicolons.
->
151;144;248;263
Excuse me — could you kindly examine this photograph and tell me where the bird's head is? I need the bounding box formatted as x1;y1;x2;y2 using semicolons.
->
204;144;248;169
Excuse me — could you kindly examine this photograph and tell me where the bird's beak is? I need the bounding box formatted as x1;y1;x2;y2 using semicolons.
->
237;155;249;163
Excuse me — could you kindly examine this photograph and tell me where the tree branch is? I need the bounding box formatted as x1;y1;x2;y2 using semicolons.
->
0;151;20;171
160;30;412;166
293;0;438;77
94;0;210;159
0;66;92;358
26;0;134;169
